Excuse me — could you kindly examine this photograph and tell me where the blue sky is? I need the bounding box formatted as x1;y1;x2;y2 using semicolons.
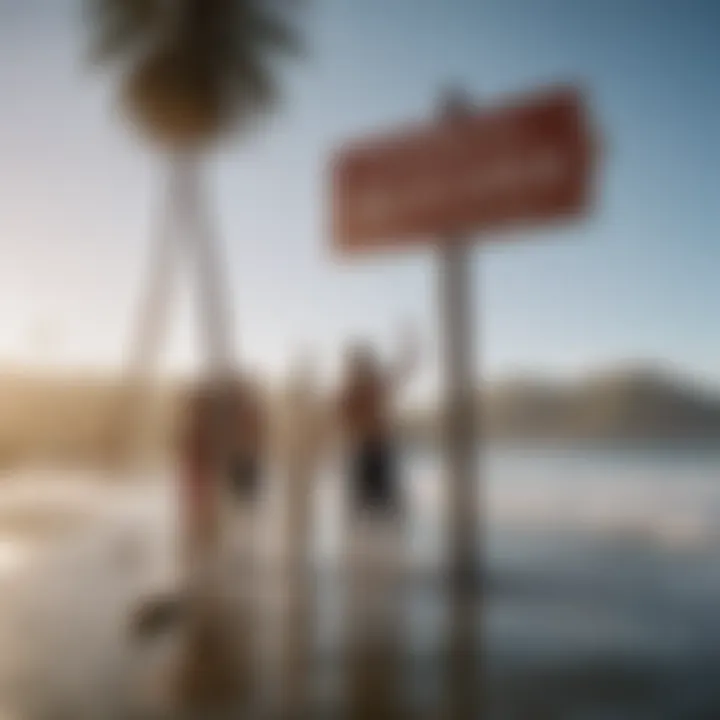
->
0;0;719;396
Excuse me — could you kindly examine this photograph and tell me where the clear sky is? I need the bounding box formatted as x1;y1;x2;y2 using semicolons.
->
0;0;719;397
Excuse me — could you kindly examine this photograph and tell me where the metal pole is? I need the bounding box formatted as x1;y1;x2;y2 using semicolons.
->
438;240;478;583
438;90;480;587
438;90;482;717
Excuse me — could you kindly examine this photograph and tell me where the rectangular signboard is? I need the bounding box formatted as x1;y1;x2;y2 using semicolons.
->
331;85;595;253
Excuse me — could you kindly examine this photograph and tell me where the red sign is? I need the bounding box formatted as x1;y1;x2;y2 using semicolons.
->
331;86;596;253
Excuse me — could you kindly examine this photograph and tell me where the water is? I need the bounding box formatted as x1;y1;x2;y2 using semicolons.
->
478;445;720;718
0;446;719;718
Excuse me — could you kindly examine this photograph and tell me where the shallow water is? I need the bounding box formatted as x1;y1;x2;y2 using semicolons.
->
0;446;719;718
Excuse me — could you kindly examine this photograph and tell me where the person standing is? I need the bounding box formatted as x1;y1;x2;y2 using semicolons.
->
337;328;420;717
337;326;420;520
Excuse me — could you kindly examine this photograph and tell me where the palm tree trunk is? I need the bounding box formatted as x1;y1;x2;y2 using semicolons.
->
111;159;182;470
181;153;235;377
172;153;252;709
118;152;234;570
188;151;238;552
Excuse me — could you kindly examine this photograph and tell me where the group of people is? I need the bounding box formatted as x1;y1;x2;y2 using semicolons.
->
180;327;421;566
133;330;419;640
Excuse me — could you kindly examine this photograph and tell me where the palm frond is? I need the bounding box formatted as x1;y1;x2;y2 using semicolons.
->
175;1;303;61
88;0;303;146
227;48;279;111
86;0;166;64
238;3;304;58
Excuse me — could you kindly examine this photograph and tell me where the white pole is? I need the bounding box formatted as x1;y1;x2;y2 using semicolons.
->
438;89;481;717
438;240;478;583
438;90;480;586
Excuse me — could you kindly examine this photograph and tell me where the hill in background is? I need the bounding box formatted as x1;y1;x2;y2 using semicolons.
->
405;365;720;444
0;364;719;468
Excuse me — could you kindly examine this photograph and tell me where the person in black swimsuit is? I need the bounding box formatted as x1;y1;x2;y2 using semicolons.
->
338;328;419;519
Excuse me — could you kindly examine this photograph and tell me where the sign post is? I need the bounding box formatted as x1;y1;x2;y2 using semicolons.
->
438;232;481;715
439;236;478;580
330;82;597;710
437;89;481;586
331;81;595;566
436;91;483;716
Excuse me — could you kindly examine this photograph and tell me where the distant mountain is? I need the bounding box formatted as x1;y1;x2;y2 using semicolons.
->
0;364;718;468
403;365;720;444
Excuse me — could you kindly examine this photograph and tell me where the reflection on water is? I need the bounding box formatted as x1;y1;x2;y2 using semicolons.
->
0;447;719;718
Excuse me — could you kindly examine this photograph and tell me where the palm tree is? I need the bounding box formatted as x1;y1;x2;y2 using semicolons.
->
86;3;301;703
86;0;300;466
